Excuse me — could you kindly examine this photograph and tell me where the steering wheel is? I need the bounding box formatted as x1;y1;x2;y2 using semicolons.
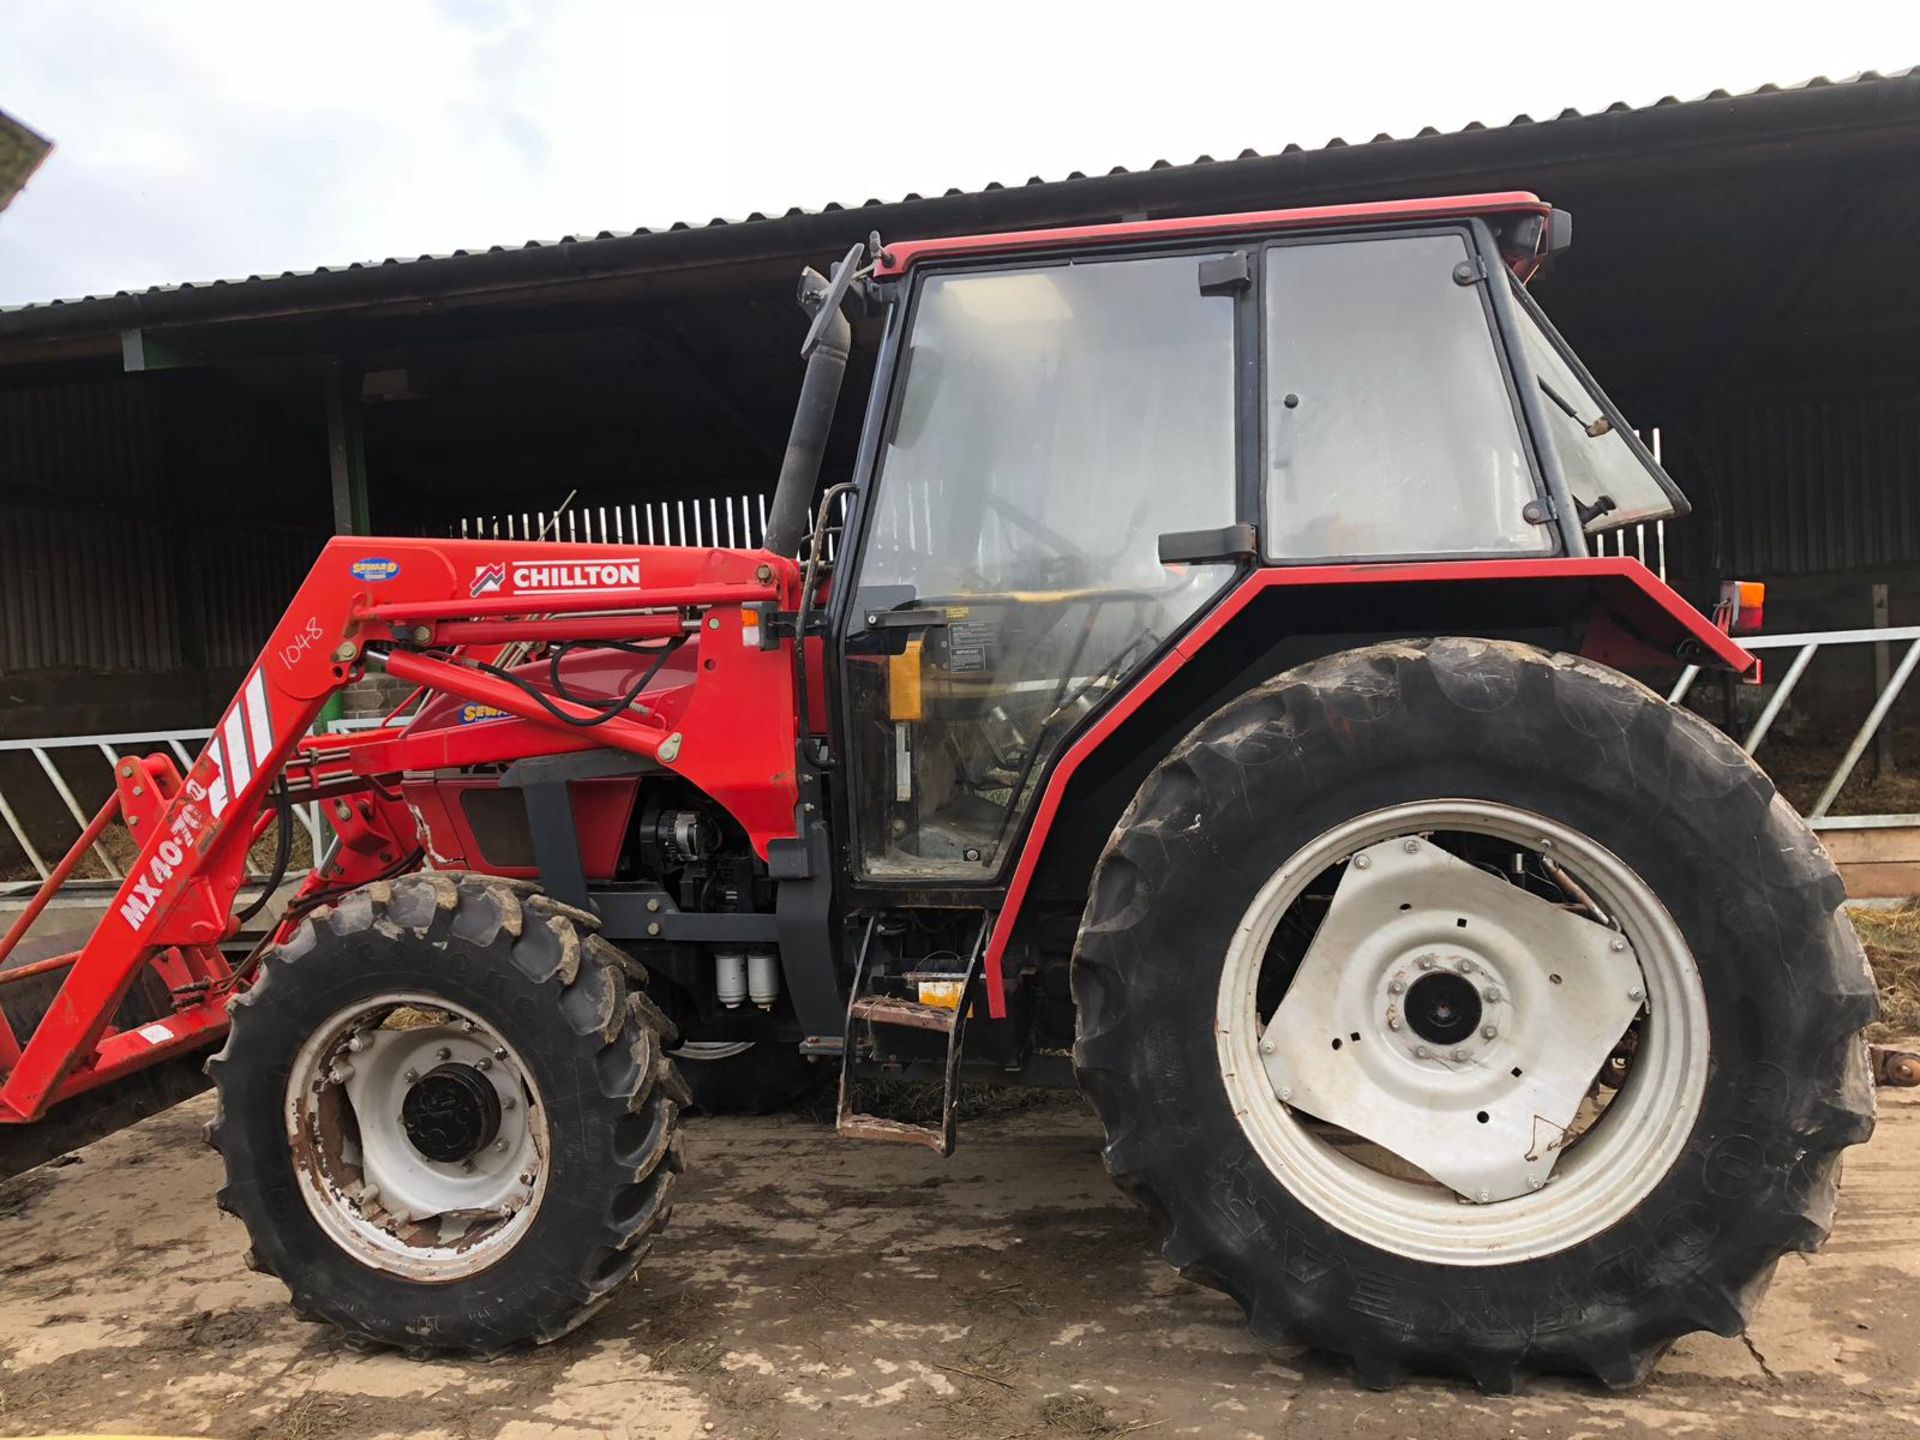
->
985;494;1090;562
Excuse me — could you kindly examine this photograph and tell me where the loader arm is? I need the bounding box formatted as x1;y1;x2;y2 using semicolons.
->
0;536;803;1123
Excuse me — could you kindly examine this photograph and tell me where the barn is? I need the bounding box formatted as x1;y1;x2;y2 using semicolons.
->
1;68;1917;870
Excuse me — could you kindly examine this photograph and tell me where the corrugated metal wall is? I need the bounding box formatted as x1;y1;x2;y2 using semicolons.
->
0;504;178;670
1669;388;1920;580
5;365;1920;721
0;376;328;681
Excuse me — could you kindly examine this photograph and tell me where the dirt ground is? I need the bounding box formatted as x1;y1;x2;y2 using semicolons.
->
0;1087;1912;1440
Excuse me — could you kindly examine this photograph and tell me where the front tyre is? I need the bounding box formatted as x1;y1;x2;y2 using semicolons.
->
1073;639;1875;1392
208;873;689;1356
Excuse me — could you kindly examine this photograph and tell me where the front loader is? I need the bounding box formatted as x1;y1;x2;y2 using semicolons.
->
0;191;1874;1390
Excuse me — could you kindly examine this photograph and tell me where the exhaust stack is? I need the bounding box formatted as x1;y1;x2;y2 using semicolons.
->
763;246;862;557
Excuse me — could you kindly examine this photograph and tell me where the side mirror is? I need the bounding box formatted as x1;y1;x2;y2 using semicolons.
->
800;243;867;360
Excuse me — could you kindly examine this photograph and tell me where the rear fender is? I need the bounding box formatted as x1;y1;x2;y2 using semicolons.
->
982;557;1752;1017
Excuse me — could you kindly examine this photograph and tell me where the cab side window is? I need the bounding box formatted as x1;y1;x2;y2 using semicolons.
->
1263;233;1548;560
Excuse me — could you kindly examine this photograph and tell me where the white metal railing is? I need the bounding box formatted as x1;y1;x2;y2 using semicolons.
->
1669;625;1920;831
9;619;1915;898
0;723;366;898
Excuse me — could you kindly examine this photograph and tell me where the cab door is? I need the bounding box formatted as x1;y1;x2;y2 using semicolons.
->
840;250;1244;881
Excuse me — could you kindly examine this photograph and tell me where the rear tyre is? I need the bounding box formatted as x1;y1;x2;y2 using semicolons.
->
673;1040;829;1115
1073;638;1876;1392
207;872;688;1356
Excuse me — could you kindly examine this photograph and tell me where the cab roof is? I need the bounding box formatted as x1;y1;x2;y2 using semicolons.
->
872;191;1554;277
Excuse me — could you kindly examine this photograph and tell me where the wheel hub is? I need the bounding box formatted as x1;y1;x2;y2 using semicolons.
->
401;1063;503;1163
1402;969;1483;1046
1261;835;1646;1204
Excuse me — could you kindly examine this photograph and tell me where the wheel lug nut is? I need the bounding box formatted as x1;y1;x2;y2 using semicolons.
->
461;1159;475;1172
1528;1177;1544;1192
493;1139;508;1153
1454;958;1475;975
1278;1086;1293;1102
1259;1038;1275;1055
402;1068;419;1084
1402;839;1420;853
1415;1046;1431;1059
1628;987;1645;1002
1610;938;1628;953
1452;1048;1469;1062
1417;956;1436;971
1388;979;1406;995
1476;1188;1491;1204
1353;854;1372;870
502;1096;517;1111
1484;987;1503;1003
493;1047;508;1061
1387;1017;1401;1030
436;1046;452;1061
1481;1026;1498;1040
475;1057;492;1070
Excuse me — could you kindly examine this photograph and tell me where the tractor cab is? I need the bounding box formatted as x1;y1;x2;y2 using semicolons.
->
821;197;1685;886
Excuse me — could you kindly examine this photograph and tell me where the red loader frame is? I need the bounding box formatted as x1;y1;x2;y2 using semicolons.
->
0;536;803;1123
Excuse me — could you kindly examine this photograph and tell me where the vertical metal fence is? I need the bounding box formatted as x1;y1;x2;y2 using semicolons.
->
457;493;771;549
1589;428;1669;582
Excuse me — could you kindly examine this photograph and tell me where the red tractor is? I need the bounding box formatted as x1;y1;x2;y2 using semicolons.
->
0;191;1873;1390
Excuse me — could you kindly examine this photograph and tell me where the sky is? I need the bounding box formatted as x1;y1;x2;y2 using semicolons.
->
0;1;1913;307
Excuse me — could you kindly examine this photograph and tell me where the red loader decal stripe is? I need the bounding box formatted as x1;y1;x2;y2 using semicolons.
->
203;668;274;826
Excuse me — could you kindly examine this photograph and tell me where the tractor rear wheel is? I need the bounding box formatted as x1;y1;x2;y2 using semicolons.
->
207;872;688;1356
1073;638;1875;1391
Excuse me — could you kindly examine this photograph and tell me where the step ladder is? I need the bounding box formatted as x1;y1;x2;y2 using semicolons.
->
835;912;989;1156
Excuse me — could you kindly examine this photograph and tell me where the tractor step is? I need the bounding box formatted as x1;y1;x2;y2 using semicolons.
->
834;912;990;1156
847;995;957;1032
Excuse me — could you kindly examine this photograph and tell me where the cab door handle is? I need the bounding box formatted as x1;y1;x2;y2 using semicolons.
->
863;607;951;631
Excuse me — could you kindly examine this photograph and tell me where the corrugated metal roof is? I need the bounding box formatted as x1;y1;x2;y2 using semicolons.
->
4;66;1913;324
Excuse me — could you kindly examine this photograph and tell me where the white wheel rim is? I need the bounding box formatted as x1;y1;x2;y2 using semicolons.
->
1217;800;1709;1266
671;1040;755;1062
285;992;549;1281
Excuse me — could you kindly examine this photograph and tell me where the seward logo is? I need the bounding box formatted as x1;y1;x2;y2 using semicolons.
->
349;557;401;582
